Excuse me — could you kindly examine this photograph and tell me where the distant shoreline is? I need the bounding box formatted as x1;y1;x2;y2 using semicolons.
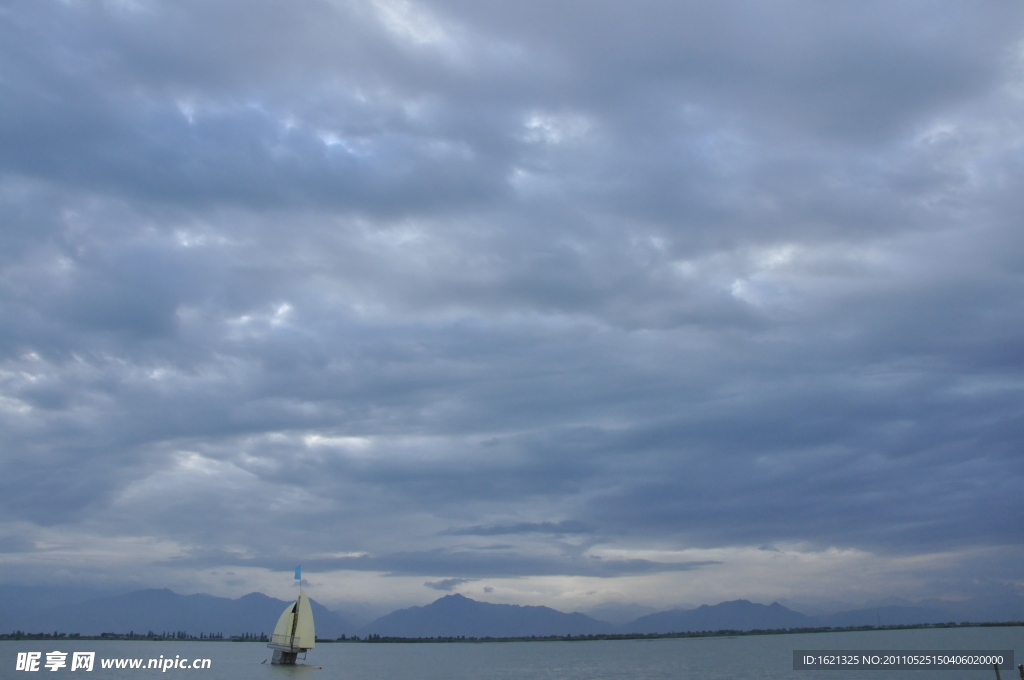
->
3;620;1021;643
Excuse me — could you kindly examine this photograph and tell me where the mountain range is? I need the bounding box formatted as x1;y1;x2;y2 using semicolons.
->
623;599;815;633
0;588;354;638
2;586;1021;639
361;594;613;637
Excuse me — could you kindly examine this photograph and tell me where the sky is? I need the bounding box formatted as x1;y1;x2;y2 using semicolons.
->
1;0;1023;616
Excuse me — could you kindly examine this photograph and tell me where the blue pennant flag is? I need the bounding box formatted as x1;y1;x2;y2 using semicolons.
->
294;566;301;581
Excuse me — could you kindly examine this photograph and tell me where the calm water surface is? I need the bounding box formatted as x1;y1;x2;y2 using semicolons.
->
2;627;1020;680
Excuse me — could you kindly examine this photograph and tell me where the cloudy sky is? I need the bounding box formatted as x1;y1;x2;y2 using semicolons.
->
1;0;1023;615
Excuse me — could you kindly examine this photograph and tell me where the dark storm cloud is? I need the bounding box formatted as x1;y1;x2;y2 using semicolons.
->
430;0;1012;139
0;0;1022;602
0;0;516;214
0;536;35;554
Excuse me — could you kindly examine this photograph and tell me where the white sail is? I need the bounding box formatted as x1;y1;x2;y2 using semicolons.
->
268;589;316;650
271;603;295;646
293;589;316;649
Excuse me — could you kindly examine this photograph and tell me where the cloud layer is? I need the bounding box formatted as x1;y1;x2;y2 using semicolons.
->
1;0;1022;610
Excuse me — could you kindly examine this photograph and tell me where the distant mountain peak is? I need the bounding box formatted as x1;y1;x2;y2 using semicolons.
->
624;598;814;634
360;593;611;638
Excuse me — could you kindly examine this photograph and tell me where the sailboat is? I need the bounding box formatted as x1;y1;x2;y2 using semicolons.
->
267;588;316;664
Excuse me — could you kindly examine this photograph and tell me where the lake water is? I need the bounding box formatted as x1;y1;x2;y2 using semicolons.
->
2;627;1020;680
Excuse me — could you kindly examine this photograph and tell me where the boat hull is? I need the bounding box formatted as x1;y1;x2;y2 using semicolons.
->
271;649;299;665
